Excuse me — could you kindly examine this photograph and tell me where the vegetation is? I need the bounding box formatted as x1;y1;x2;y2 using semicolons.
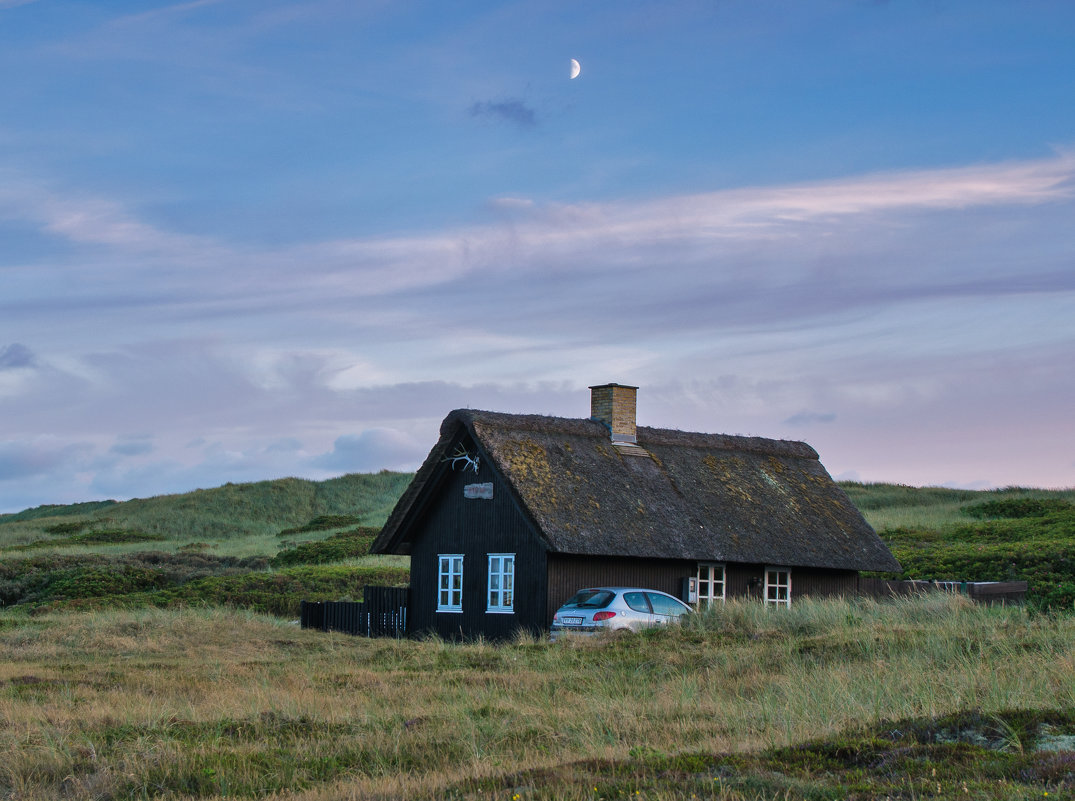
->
6;528;166;551
270;526;379;567
840;482;1075;531
1;595;1071;800
0;473;411;618
843;483;1075;611
0;475;1073;797
277;514;366;536
0;499;117;524
0;471;411;551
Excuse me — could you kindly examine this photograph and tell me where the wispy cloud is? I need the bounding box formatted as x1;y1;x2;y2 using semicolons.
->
312;429;428;473
2;152;1073;507
4;152;1074;377
468;99;538;129
0;343;36;369
783;411;836;426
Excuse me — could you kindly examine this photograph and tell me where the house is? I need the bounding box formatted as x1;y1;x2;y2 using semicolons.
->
370;383;900;639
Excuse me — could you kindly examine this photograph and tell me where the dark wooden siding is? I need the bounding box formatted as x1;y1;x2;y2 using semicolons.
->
546;554;695;623
793;567;861;599
726;564;860;601
407;434;547;640
548;556;863;620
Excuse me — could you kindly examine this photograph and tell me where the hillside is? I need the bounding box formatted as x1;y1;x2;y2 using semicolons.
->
844;482;1075;609
1;476;1073;614
0;471;413;551
0;472;413;617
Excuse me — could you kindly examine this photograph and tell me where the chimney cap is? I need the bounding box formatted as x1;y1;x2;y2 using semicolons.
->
588;382;638;390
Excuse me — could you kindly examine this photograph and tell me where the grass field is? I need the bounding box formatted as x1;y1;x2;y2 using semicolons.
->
2;594;1073;800
1;474;1073;798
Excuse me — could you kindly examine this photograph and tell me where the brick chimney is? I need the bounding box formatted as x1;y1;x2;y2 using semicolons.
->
589;383;638;444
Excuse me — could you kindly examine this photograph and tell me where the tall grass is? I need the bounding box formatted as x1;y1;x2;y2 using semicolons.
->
1;596;1071;800
841;482;1075;531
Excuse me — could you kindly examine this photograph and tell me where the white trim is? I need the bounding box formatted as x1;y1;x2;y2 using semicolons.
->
437;554;464;612
696;562;726;608
764;566;791;607
486;553;515;613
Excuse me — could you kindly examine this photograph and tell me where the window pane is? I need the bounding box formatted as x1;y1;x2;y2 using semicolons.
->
438;555;463;611
487;553;515;612
647;594;685;616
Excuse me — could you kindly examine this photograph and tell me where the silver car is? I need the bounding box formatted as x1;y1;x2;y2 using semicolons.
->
550;587;692;639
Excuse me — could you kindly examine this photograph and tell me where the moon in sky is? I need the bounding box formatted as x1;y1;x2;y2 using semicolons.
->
570;58;581;79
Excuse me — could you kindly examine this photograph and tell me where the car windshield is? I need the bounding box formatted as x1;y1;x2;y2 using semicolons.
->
563;590;615;609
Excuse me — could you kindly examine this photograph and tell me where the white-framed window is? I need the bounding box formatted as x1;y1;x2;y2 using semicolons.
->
765;567;791;607
487;553;515;613
696;563;726;608
437;554;463;612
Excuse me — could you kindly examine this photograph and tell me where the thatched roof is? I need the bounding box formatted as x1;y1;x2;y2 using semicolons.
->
372;409;900;572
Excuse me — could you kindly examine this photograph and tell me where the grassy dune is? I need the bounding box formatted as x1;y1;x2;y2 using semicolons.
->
842;482;1075;532
2;595;1073;800
1;477;1074;798
0;471;412;556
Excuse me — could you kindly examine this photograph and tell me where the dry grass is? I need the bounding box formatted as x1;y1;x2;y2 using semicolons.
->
1;595;1073;799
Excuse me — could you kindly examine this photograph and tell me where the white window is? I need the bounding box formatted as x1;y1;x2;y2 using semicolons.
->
487;553;515;613
437;554;463;612
696;563;726;608
765;567;791;607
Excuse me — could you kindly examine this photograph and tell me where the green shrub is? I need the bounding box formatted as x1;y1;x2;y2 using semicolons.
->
880;507;1075;610
0;500;117;525
0;551;268;608
44;564;410;618
7;529;166;551
277;515;364;536
270;527;379;567
43;520;90;535
963;497;1073;519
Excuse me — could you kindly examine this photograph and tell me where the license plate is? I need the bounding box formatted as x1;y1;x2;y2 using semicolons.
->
561;616;584;625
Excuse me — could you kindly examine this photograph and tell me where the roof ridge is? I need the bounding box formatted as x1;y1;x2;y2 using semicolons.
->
445;408;817;460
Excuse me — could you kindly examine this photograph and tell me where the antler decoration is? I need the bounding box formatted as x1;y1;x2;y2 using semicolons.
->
443;445;480;474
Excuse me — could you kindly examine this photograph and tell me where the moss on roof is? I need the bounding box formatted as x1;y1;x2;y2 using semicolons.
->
373;409;900;572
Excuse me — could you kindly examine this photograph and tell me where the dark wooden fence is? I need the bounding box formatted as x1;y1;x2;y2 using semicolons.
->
300;586;409;637
857;578;1028;605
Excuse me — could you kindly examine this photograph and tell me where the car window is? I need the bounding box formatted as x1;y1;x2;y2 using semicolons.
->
564;590;615;609
647;593;689;617
623;592;651;613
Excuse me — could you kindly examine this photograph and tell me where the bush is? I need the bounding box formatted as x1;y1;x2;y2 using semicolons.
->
277;515;364;536
880;507;1075;610
270;528;379;567
963;497;1073;519
0;552;268;608
43;520;90;535
7;529;166;551
43;564;410;618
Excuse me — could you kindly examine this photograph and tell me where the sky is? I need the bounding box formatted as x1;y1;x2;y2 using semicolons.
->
1;0;1074;512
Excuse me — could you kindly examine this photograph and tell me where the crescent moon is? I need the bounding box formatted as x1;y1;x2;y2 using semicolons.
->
570;59;581;80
